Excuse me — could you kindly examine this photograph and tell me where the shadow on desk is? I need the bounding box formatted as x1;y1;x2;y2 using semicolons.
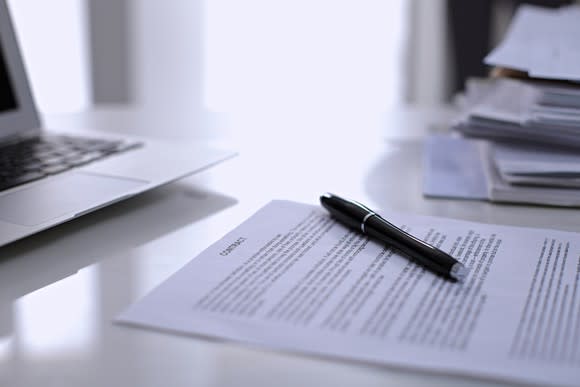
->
0;183;236;334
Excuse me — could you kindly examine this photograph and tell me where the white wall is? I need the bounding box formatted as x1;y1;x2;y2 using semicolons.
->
204;0;407;115
7;0;90;114
7;0;411;117
128;0;203;114
405;0;451;105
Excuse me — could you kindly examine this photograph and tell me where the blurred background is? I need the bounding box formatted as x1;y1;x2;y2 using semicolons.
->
5;0;570;123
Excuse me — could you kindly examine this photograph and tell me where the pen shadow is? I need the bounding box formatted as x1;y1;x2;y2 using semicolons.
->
0;183;237;306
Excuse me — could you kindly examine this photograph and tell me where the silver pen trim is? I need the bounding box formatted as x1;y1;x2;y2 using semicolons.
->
360;212;376;233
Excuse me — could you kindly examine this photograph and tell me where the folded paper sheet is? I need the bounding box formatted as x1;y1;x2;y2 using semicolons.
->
485;4;580;81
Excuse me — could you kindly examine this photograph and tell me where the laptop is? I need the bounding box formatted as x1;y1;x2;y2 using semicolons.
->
0;0;235;247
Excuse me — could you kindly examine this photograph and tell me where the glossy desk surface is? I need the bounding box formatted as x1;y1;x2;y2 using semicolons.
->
1;106;578;387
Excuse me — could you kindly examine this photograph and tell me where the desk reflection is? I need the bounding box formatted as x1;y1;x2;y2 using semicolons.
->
0;183;235;342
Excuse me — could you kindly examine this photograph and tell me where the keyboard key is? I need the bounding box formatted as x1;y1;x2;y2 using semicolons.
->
0;134;141;191
65;152;104;166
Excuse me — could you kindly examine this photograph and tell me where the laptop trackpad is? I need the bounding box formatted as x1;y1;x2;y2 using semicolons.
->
0;172;147;227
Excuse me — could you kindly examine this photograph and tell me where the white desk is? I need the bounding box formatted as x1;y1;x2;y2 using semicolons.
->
1;106;578;387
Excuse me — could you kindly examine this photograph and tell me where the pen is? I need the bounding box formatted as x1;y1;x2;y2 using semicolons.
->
320;193;469;282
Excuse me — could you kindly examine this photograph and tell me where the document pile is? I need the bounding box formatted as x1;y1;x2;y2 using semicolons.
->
424;4;580;207
454;78;580;149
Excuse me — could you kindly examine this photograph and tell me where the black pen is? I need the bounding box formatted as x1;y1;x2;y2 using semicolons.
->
320;193;469;282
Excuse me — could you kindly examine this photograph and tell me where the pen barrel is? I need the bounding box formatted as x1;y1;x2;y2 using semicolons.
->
365;216;457;277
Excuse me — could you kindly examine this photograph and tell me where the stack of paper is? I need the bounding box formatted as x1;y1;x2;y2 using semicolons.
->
454;78;580;148
492;142;580;188
424;4;580;207
423;135;580;207
483;142;580;206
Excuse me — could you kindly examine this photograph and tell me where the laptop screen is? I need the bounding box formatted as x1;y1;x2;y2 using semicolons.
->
0;38;17;113
0;0;40;136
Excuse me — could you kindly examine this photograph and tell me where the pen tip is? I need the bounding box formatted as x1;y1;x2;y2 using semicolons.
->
450;262;469;283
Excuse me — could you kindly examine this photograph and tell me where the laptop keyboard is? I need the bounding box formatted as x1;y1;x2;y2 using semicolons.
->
0;134;142;191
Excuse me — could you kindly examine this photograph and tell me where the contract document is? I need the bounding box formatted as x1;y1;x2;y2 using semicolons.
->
117;201;580;386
